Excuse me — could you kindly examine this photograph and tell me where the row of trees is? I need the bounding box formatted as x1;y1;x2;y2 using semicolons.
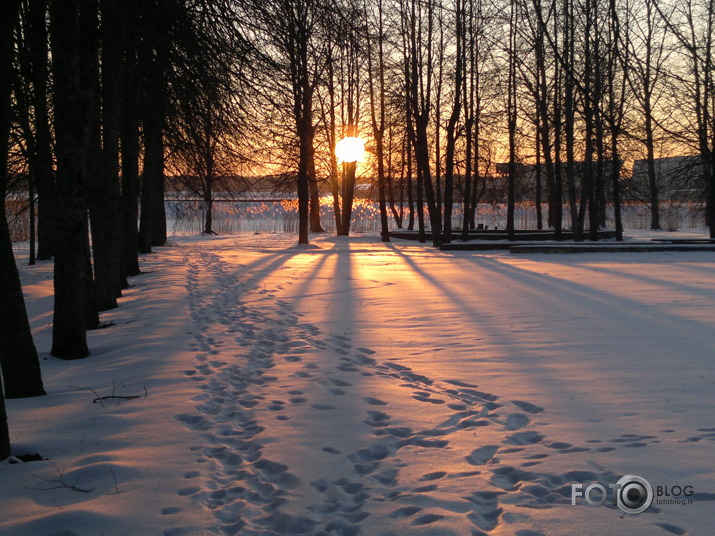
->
1;0;243;457
218;0;715;246
2;0;715;457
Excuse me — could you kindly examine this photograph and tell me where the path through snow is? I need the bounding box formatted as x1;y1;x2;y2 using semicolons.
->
171;234;715;536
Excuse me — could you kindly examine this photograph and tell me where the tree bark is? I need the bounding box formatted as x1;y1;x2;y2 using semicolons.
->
100;0;126;286
0;2;22;461
506;0;518;241
0;216;46;398
138;3;168;252
0;0;46;398
49;0;92;359
367;0;390;242
443;0;463;244
121;1;141;276
84;0;120;311
28;0;56;261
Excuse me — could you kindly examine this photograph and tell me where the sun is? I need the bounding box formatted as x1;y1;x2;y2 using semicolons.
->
335;137;366;163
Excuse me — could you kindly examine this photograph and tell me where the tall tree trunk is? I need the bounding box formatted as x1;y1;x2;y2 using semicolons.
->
0;2;21;462
324;52;343;235
608;0;624;240
49;0;92;359
28;0;55;261
0;0;46;398
443;0;463;245
100;0;126;287
535;139;543;230
121;2;141;276
506;0;518;241
295;35;312;245
551;0;563;240
563;0;578;232
138;4;168;252
84;0;119;312
367;0;390;242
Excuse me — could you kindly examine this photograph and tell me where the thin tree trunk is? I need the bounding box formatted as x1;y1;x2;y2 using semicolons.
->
121;4;141;276
443;0;463;245
645;111;660;229
563;0;578;232
506;0;517;241
367;0;390;242
535;141;543;230
28;0;55;261
406;137;415;231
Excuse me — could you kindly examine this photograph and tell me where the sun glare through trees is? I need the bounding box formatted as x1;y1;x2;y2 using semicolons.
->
2;0;715;535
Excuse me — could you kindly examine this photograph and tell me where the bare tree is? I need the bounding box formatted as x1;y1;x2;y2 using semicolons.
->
657;0;715;237
366;0;391;241
624;0;670;229
24;0;55;261
442;0;465;243
506;0;519;239
233;0;327;244
401;0;442;245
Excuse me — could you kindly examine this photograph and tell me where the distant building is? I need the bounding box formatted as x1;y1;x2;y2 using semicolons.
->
493;160;619;202
630;155;704;202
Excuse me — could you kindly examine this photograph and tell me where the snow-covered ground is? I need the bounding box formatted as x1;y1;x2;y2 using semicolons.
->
2;230;715;536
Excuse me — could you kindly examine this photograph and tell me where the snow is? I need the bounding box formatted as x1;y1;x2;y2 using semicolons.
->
2;230;715;536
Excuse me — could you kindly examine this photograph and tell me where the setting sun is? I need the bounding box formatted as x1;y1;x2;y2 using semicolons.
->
335;136;365;163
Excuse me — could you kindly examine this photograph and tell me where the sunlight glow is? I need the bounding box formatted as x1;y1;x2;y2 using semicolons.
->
335;137;365;163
